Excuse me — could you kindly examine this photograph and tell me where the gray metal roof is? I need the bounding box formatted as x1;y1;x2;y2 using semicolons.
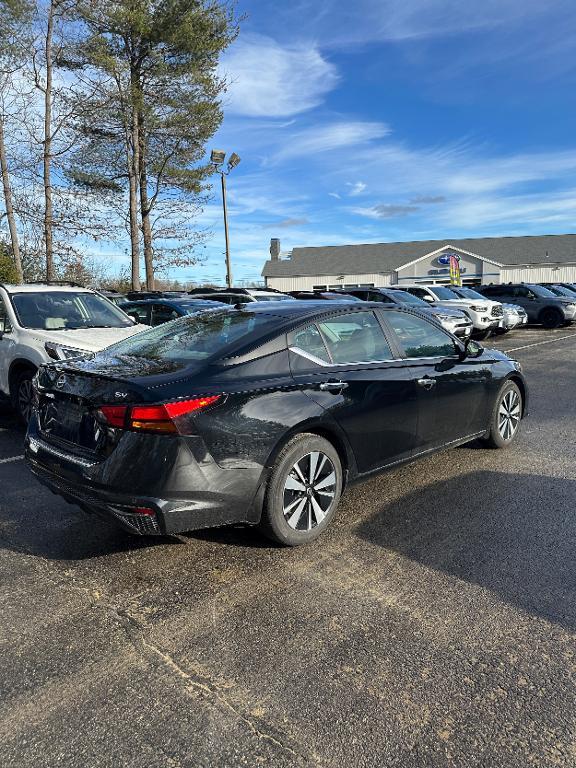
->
262;234;576;277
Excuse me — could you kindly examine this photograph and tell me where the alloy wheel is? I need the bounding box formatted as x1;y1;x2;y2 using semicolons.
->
498;389;521;441
283;451;336;531
18;378;34;423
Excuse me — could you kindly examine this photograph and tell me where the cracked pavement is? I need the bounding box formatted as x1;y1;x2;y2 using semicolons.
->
1;327;576;767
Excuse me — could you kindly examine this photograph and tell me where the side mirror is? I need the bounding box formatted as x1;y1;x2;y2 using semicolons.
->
460;338;484;359
423;295;434;302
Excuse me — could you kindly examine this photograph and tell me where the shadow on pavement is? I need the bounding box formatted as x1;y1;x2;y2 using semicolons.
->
356;469;576;631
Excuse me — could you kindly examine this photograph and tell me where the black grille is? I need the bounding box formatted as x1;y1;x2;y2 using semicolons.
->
491;305;503;317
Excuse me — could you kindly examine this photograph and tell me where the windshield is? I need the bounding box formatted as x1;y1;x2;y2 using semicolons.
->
452;287;486;300
529;285;557;298
11;291;134;330
390;290;428;306
429;286;460;300
547;285;575;297
103;310;274;362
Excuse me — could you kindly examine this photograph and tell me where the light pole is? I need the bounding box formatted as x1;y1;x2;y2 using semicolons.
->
211;149;241;288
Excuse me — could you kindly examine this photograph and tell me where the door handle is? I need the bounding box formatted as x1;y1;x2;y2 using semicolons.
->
319;380;348;392
417;377;436;390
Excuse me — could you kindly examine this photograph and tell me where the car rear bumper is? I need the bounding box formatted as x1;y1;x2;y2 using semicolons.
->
25;427;265;535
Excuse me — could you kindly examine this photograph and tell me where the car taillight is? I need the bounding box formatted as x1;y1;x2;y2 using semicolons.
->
99;405;128;428
98;396;221;434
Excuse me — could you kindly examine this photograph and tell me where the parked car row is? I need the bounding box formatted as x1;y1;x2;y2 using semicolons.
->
0;279;570;425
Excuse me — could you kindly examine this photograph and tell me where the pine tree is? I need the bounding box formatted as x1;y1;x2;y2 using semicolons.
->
69;0;239;289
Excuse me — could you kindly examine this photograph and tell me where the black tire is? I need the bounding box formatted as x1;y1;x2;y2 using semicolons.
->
11;368;36;425
473;328;492;341
259;433;343;546
480;380;523;449
540;308;563;329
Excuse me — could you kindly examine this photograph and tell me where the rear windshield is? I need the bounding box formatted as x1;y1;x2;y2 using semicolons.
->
11;291;133;330
103;310;273;362
529;285;557;298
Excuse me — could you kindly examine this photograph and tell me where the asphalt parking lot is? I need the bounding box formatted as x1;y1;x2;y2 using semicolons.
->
1;327;576;768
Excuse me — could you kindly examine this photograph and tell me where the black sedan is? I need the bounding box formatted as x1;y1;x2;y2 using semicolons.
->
120;297;227;326
25;302;528;546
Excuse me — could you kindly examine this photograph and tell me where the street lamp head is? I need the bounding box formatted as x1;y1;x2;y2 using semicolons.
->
210;149;226;166
227;152;241;170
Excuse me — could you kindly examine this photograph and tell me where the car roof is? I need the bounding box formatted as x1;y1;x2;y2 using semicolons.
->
1;283;93;294
123;297;224;306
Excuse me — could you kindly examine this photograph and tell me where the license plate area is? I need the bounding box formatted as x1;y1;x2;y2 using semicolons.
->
39;395;100;451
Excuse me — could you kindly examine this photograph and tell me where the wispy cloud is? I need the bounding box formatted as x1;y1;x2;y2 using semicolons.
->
410;194;446;204
263;0;573;49
352;203;419;219
220;34;339;117
274;217;309;228
273;121;389;162
347;181;367;197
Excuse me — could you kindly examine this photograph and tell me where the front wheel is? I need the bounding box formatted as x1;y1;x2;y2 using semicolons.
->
473;328;492;341
481;380;523;449
12;369;36;425
540;308;563;329
259;433;343;546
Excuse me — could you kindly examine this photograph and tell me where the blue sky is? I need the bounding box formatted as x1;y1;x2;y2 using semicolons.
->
181;0;576;283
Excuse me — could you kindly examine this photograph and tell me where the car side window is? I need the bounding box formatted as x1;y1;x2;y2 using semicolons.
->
288;324;331;364
386;311;458;358
318;311;393;364
513;286;529;298
370;292;393;303
152;304;179;325
124;304;150;324
0;295;12;333
407;287;427;299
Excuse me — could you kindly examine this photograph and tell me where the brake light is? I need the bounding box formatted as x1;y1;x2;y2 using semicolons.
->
99;405;128;428
98;396;221;434
130;404;177;433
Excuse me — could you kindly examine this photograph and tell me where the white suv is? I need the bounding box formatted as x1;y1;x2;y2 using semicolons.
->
401;284;503;339
0;283;147;421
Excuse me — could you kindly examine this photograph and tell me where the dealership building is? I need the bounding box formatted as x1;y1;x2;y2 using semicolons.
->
262;234;576;291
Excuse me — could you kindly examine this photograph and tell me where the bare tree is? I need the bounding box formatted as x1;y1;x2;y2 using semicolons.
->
0;0;33;281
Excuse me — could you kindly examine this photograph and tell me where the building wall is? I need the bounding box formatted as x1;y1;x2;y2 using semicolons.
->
500;264;576;284
265;272;393;292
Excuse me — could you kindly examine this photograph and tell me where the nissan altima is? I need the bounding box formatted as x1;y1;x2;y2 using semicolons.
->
25;302;528;546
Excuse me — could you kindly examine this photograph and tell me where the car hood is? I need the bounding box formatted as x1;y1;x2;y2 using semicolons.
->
435;298;493;310
426;306;468;318
29;324;148;352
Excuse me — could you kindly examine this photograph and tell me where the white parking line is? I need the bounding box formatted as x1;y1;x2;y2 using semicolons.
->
506;332;576;353
0;455;24;465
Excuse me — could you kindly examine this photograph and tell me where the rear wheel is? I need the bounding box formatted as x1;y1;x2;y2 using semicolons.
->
11;369;36;425
481;380;523;449
540;308;563;329
259;433;343;546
